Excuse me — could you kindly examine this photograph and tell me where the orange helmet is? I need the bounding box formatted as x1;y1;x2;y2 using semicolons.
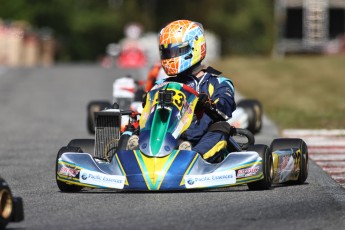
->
159;20;206;76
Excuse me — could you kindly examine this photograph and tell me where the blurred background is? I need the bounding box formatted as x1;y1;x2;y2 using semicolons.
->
0;0;344;130
1;0;345;64
0;0;275;65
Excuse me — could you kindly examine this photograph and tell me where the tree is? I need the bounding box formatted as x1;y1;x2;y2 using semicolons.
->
0;0;274;60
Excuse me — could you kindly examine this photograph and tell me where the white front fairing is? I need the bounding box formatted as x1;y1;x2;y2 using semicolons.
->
57;150;264;190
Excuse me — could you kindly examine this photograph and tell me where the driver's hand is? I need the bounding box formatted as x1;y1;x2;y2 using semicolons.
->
196;93;215;111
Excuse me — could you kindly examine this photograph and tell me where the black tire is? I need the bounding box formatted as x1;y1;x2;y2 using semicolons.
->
68;139;95;155
10;197;24;222
56;146;84;192
0;177;13;229
270;138;308;184
87;101;111;134
247;144;273;190
237;99;263;134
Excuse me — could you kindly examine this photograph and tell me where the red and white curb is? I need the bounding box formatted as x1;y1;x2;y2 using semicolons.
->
283;129;345;189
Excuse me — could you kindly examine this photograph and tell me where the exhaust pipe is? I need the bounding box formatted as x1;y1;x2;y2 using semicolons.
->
0;177;24;229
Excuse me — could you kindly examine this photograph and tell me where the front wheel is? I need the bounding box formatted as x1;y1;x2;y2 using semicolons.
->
0;178;13;229
247;144;273;190
56;146;84;192
270;138;308;184
0;178;24;228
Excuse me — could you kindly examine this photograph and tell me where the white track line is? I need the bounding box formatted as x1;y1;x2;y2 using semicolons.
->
283;129;345;189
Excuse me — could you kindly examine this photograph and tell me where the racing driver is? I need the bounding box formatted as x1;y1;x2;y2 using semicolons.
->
157;19;236;163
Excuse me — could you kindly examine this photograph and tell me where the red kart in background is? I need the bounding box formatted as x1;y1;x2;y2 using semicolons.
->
117;46;146;69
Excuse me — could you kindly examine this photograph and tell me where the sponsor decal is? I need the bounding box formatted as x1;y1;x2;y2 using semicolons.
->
236;166;260;178
79;169;125;189
277;155;296;182
181;101;192;115
184;170;236;188
81;173;88;180
187;179;195;185
164;146;171;151
279;155;290;172
181;114;190;124
172;112;191;139
58;165;80;178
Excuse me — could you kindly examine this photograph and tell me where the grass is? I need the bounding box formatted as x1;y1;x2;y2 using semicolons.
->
213;55;345;131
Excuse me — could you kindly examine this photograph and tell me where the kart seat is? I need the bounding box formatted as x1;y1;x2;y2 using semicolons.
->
207;121;233;139
208;121;242;152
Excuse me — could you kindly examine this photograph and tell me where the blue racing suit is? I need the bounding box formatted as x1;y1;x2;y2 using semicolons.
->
163;66;236;162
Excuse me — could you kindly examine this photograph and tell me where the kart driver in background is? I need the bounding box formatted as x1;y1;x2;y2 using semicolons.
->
158;19;236;163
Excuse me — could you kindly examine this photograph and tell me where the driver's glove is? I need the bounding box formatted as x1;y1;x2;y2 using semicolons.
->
196;93;215;111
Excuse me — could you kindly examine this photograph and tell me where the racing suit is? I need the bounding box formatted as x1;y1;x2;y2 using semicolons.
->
164;66;236;162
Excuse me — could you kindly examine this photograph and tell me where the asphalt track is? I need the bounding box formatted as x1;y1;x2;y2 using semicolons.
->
1;65;345;230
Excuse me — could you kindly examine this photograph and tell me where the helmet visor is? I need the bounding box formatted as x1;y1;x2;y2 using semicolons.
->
159;42;191;60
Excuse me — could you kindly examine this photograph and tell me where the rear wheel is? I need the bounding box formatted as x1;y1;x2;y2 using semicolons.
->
56;146;84;192
270;138;308;184
247;144;273;190
87;101;111;134
237;99;263;134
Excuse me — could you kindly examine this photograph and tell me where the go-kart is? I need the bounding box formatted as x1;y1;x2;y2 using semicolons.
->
87;76;145;134
57;82;308;192
229;99;262;134
87;76;263;135
0;176;24;229
116;46;147;69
